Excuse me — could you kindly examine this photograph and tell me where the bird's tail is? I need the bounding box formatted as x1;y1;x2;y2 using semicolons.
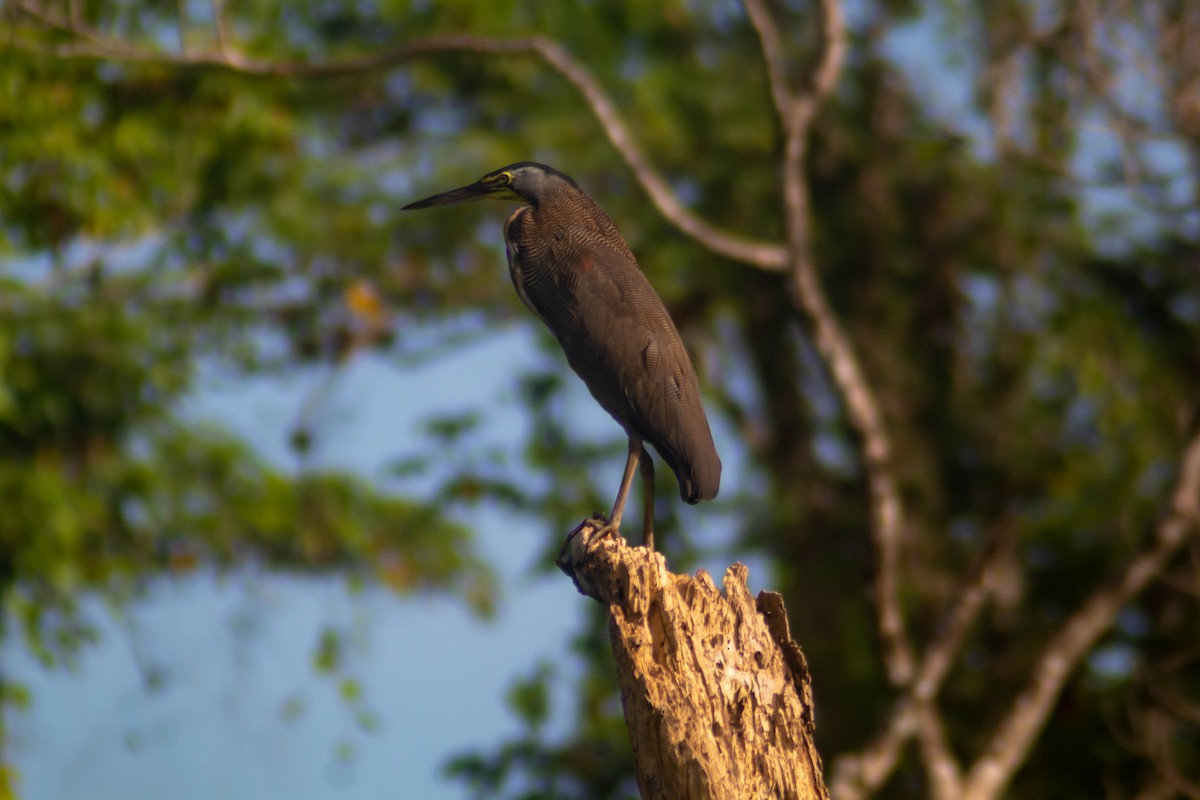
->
679;445;721;503
652;426;721;504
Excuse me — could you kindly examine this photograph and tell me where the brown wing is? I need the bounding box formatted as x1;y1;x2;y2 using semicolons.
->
506;209;720;502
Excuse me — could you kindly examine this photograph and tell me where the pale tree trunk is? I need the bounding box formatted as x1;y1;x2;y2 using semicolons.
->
557;522;829;800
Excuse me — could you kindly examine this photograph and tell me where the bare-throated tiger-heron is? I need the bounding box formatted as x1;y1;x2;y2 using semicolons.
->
402;162;720;550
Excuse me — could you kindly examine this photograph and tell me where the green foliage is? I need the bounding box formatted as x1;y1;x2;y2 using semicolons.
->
0;42;499;672
1;0;1198;798
505;662;552;730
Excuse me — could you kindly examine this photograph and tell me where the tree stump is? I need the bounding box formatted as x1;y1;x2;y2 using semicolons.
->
557;521;829;800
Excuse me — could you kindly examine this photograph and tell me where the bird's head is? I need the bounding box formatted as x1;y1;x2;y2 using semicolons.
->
402;162;579;210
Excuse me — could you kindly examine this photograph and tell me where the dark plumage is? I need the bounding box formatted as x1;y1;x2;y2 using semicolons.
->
403;162;720;548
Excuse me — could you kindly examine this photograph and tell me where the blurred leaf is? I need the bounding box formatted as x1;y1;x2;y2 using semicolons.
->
313;628;342;674
506;663;553;731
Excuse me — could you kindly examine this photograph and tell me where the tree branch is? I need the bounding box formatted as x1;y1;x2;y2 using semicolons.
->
743;0;914;690
958;431;1200;800
830;526;1009;799
915;699;962;800
2;9;789;271
742;0;792;129
528;38;788;271
806;0;848;117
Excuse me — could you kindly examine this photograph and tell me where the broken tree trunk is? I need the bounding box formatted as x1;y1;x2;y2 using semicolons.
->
557;521;829;800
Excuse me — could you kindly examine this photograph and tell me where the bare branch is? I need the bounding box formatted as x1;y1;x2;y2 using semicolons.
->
807;0;848;114
906;533;1016;800
915;700;962;800
750;0;914;691
743;0;792;128
959;431;1200;800
1145;646;1200;725
830;527;1009;799
787;243;914;693
744;0;846;132
915;527;1012;701
529;39;788;271
837;430;1199;800
1128;704;1200;800
2;15;789;270
829;701;917;800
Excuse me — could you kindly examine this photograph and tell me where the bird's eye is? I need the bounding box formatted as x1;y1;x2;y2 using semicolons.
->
498;171;514;185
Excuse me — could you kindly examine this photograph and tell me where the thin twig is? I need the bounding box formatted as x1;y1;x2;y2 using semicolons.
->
742;0;792;128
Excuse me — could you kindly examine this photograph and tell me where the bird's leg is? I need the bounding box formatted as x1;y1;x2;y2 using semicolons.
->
595;437;641;540
638;444;655;550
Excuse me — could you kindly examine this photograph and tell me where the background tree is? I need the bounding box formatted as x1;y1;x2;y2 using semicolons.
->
1;1;1198;799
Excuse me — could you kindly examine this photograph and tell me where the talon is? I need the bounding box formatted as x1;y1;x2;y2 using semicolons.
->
581;515;620;540
593;519;621;540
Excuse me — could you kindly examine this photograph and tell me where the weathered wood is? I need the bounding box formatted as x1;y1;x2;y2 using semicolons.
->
557;520;829;800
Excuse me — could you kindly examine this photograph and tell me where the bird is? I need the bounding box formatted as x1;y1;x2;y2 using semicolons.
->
402;162;720;550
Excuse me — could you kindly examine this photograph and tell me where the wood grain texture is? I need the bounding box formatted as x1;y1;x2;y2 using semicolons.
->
557;521;828;800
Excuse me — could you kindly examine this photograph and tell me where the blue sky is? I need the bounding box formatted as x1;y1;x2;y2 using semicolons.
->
8;326;578;800
8;324;753;800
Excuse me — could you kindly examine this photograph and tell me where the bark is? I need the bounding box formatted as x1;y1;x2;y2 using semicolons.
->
557;521;829;800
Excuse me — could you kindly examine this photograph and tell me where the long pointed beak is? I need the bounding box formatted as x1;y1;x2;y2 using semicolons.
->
402;180;497;210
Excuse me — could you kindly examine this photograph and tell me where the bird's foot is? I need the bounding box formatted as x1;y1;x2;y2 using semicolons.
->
588;516;622;541
585;516;651;549
564;515;616;546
